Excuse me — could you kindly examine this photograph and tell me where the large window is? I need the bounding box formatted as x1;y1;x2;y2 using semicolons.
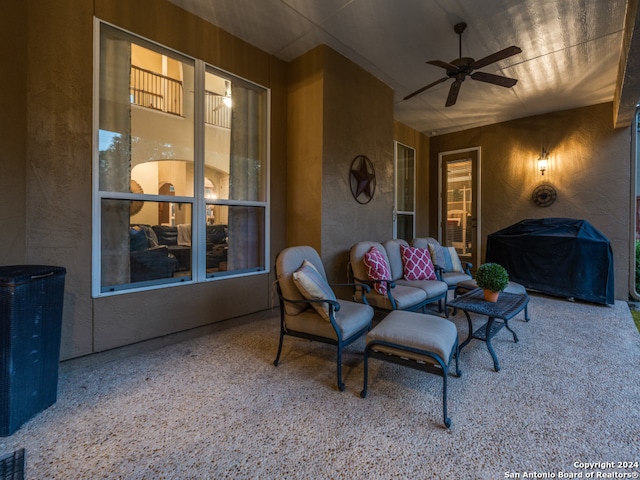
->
93;22;269;295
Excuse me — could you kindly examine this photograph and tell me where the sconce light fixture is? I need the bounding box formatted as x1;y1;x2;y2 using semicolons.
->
538;148;549;176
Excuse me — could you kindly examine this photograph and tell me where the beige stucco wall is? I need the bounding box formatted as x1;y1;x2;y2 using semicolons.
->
286;47;324;253
321;47;395;284
287;45;395;287
430;102;632;300
6;0;287;360
0;3;28;264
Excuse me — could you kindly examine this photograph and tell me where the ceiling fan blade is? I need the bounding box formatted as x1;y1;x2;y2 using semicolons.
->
471;45;522;70
403;77;449;101
427;60;458;71
471;71;518;88
445;79;462;107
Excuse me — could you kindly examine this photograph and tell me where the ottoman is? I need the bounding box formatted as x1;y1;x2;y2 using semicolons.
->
360;310;461;428
454;279;530;321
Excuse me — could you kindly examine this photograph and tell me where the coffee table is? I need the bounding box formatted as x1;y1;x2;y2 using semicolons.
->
447;288;529;371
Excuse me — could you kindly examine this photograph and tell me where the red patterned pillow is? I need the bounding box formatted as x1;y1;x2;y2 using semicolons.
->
363;246;391;295
400;245;436;281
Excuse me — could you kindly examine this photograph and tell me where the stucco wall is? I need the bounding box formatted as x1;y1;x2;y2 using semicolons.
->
430;102;632;300
286;47;324;252
321;47;394;284
14;0;287;359
0;3;28;264
287;46;395;287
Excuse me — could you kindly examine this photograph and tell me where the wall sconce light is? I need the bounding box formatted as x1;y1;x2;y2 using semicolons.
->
538;148;549;176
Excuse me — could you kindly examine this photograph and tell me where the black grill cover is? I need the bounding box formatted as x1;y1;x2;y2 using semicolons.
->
486;218;614;305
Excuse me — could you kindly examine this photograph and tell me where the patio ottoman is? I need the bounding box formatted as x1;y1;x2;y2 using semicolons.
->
360;310;460;428
454;279;530;321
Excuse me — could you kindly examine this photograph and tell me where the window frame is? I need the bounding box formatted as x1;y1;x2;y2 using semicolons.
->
92;19;270;297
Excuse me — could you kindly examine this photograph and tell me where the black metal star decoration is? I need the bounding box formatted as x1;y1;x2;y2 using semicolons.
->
349;155;376;204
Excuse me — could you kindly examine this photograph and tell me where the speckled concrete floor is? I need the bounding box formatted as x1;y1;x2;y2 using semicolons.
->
0;294;639;479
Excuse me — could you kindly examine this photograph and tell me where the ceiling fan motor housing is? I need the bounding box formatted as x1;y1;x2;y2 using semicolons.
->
448;57;474;76
454;22;467;35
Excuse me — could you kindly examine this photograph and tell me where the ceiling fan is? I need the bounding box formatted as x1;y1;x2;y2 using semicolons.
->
404;22;522;107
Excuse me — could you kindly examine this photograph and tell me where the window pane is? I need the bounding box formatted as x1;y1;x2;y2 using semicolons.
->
396;214;414;243
206;205;264;276
396;144;414;212
446;160;472;255
99;25;195;196
204;69;267;202
101;199;192;291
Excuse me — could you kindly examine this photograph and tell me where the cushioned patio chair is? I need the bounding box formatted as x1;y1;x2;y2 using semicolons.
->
274;246;374;391
412;237;472;291
349;240;448;314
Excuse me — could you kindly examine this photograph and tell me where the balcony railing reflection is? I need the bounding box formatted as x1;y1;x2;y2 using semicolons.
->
129;66;230;128
205;91;231;128
130;65;183;116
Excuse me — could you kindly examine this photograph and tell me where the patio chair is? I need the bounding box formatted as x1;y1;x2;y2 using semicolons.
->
349;240;447;314
412;237;472;291
274;246;374;391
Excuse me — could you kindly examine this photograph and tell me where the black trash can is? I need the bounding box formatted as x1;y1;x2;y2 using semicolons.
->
0;266;66;436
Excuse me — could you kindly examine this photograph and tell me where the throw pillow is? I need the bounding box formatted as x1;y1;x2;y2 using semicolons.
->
400;245;437;280
292;260;336;321
363;246;391;295
427;244;464;273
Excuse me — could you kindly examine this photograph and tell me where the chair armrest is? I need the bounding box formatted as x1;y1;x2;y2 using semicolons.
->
463;262;473;276
278;293;341;312
433;264;444;281
330;282;371;293
332;282;371;305
351;275;396;290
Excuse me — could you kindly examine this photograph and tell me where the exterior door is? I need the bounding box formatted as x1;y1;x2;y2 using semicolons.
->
394;142;416;241
439;147;480;271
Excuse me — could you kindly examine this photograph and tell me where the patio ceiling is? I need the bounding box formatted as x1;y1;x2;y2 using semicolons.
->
168;0;640;136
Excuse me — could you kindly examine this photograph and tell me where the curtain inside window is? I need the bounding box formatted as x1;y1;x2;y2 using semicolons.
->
228;86;265;270
100;29;132;286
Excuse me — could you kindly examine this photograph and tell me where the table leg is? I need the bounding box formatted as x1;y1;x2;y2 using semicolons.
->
459;311;474;349
504;319;519;343
485;317;501;372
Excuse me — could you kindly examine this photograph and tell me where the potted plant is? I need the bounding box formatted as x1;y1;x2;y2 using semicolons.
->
475;263;509;302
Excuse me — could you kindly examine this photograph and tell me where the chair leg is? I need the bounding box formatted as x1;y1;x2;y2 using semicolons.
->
436;294;450;318
453;338;462;377
360;348;369;398
273;326;285;367
336;345;345;391
442;370;451;428
452;287;460;316
441;340;462;428
524;305;530;321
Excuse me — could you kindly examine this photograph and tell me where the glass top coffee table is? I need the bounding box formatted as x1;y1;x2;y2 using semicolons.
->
447;288;529;371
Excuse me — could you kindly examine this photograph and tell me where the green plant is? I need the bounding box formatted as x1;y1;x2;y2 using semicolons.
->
631;307;640;334
635;241;640;293
475;263;509;292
